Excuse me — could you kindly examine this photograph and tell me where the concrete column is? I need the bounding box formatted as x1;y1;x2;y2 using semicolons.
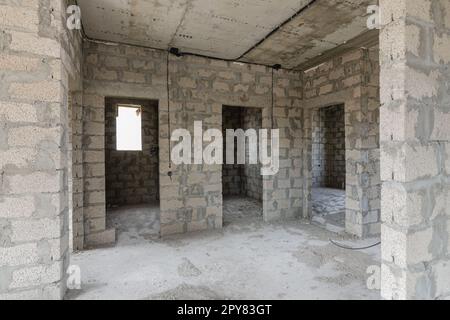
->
380;0;450;299
0;0;71;299
263;69;303;222
348;48;380;238
69;91;85;251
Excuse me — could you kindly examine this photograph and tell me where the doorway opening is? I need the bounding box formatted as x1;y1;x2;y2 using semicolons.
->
105;97;160;243
311;104;346;233
222;106;263;225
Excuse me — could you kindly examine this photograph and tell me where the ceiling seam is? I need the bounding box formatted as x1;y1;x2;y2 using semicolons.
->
235;0;318;61
167;0;193;49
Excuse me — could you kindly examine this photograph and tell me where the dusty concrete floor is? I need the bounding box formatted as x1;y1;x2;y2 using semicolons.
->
106;202;160;244
311;188;345;233
223;196;262;225
67;196;380;300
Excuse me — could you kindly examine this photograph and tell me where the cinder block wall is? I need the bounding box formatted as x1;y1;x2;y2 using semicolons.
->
0;0;82;299
380;0;450;300
242;108;263;201
302;47;381;238
105;98;159;207
311;105;346;189
81;41;303;240
68;92;84;251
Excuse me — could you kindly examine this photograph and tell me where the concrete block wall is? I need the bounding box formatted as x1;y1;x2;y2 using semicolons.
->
311;104;346;189
242;107;263;201
0;0;81;299
166;55;303;230
262;71;303;222
302;47;381;237
64;0;84;253
68;92;84;251
105;98;159;207
380;0;450;300
82;41;303;239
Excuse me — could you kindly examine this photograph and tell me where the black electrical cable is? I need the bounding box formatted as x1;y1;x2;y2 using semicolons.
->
271;67;275;129
329;239;381;251
271;64;281;129
163;0;319;66
166;51;173;179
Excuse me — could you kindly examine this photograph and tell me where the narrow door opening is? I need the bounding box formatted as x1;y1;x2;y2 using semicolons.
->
222;105;263;225
311;104;346;232
105;98;160;242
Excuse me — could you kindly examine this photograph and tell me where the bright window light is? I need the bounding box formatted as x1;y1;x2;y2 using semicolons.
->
116;105;142;151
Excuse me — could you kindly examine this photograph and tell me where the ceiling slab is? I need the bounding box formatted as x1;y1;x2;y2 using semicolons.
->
77;0;378;69
78;0;187;48
241;0;376;69
78;0;312;60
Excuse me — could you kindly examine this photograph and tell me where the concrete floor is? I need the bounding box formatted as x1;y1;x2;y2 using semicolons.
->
223;196;262;225
67;196;380;300
311;188;346;233
106;203;160;245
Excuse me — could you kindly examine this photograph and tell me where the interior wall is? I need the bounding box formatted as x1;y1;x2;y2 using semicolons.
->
242;107;263;201
222;106;263;201
303;47;380;238
312;104;345;189
105;98;159;207
69;92;84;251
82;41;303;240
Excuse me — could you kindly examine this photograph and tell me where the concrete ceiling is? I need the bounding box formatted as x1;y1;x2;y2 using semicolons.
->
77;0;378;69
77;0;312;59
241;0;377;69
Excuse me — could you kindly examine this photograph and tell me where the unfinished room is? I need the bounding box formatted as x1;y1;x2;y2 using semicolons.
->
1;0;450;302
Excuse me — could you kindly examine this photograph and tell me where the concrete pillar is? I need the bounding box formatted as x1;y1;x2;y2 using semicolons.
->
0;0;70;299
380;0;450;299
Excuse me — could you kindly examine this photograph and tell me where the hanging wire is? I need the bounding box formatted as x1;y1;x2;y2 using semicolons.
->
166;51;173;178
271;67;274;129
271;65;281;129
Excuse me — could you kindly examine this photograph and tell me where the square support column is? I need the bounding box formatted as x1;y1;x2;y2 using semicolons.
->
380;0;450;299
0;0;73;299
